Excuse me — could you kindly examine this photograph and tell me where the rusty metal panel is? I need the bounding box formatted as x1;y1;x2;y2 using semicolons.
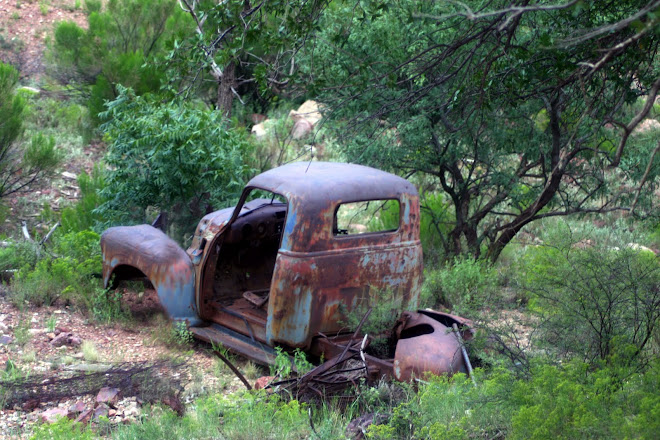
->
245;162;420;253
266;242;423;348
393;311;470;381
101;225;201;326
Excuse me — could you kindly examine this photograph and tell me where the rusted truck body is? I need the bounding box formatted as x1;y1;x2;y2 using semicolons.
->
101;162;471;380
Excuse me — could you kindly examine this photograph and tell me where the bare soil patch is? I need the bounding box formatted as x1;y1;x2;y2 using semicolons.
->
0;0;87;79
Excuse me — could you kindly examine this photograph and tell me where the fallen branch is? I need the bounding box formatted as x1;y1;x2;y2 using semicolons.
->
39;221;60;245
211;348;252;390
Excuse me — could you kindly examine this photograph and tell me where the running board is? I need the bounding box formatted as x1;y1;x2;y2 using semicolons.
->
190;323;279;366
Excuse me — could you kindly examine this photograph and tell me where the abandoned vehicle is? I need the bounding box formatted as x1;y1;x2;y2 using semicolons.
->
101;162;473;381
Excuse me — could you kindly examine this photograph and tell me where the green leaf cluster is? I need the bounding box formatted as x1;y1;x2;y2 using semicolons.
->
99;87;253;235
0;62;61;200
48;0;191;125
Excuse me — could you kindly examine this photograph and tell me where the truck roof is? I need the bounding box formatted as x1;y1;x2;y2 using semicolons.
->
246;161;418;203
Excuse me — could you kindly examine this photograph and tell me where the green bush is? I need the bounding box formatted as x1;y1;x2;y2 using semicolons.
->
99;87;253;237
522;228;660;366
0;240;39;272
0;62;61;200
48;0;190;127
60;165;107;233
422;257;497;312
509;360;660;439
8;231;105;312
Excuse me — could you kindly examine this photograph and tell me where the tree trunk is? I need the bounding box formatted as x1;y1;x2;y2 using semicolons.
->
216;61;236;118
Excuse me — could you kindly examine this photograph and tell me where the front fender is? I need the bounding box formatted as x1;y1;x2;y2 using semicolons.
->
101;225;201;326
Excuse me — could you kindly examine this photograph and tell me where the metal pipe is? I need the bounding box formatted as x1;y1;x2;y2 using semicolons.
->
453;323;476;386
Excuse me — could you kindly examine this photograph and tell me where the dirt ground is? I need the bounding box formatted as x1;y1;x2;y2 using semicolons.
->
0;0;87;79
0;286;254;436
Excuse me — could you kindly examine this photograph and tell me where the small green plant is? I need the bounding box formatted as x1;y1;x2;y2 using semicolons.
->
90;288;128;324
81;340;99;362
271;346;294;377
39;1;49;15
21;351;36;363
10;12;20;20
30;416;96;440
270;347;313;377
172;321;193;346
46;315;57;333
292;348;314;374
13;318;31;346
242;361;260;380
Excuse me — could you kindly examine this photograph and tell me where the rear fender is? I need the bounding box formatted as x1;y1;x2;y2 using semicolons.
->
100;225;201;326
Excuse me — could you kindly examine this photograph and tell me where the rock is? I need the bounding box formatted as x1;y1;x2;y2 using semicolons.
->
0;335;12;345
75;408;93;424
40;407;69;423
50;333;71;347
22;399;40;411
69;336;82;346
96;387;120;406
28;328;45;335
68;401;86;414
50;332;82;347
627;242;657;255
346;413;390;440
18;86;40;95
161;395;184;416
291;119;313;139
108;409;117;417
93;404;109;420
254;376;275;390
123;405;140;418
66;363;112;372
46;332;56;340
61;171;77;180
251;121;268;139
289;100;322;126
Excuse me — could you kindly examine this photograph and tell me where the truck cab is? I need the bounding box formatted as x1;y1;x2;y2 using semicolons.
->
101;162;470;380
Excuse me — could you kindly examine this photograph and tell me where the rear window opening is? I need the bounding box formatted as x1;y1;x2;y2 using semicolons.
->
333;199;400;236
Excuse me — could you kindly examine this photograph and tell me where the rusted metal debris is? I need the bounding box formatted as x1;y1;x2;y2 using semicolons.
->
101;162;476;383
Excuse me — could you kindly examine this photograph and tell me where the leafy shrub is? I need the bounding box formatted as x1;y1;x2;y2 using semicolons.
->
509;360;660;439
48;0;190;127
30;417;96;440
5;231;125;325
99;87;253;237
0;62;61;200
172;321;193;346
522;228;660;366
422;257;497;312
0;240;39;272
60;166;107;233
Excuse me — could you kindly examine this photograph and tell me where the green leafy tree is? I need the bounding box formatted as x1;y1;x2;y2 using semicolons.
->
48;0;191;124
99;87;253;233
305;0;660;261
168;0;329;116
0;63;60;200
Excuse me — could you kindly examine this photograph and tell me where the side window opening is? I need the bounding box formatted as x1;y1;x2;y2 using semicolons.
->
334;199;400;236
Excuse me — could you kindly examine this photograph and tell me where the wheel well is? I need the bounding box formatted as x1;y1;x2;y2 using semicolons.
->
108;265;148;289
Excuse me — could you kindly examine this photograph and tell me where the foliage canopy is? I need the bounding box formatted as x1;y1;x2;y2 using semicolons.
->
305;0;660;261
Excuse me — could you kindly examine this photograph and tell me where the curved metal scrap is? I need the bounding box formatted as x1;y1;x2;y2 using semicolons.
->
101;225;201;325
392;311;470;381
